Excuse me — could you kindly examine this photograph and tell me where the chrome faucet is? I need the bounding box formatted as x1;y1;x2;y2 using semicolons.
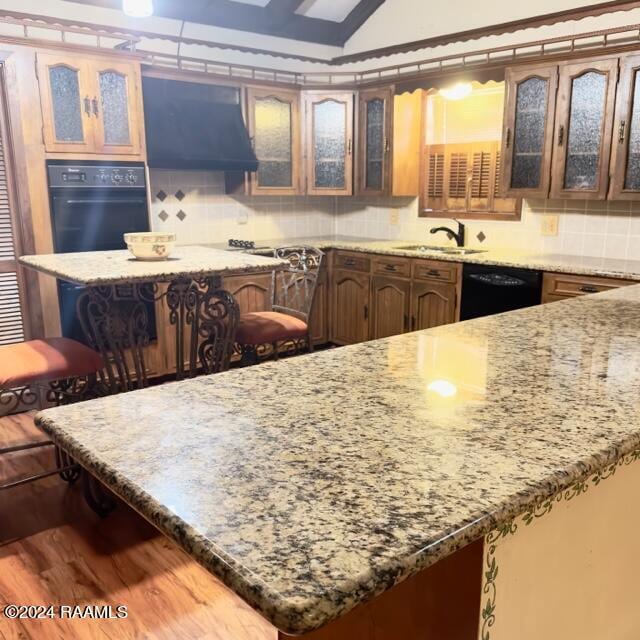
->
430;219;466;248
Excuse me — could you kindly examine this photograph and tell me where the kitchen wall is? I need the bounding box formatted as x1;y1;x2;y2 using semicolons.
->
149;169;640;261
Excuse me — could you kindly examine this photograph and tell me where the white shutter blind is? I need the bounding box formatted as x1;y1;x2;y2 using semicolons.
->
0;67;26;346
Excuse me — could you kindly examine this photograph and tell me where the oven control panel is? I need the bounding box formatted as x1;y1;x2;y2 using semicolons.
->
47;164;147;189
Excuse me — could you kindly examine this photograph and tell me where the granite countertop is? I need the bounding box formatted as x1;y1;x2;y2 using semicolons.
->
36;285;640;634
19;246;287;286
205;235;640;281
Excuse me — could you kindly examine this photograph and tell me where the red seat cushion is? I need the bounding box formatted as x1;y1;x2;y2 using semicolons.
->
235;311;308;345
0;338;104;388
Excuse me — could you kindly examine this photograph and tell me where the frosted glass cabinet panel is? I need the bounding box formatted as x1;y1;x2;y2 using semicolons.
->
550;59;618;199
610;54;640;199
247;87;301;195
304;92;354;196
37;53;143;156
357;88;393;196
501;65;557;197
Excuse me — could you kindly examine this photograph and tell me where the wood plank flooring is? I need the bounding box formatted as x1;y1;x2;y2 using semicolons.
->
0;413;276;640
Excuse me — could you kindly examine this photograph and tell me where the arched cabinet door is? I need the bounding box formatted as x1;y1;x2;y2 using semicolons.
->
370;276;410;340
91;61;143;155
303;92;354;196
37;54;95;153
501;64;558;198
410;281;457;332
246;86;302;195
550;58;619;200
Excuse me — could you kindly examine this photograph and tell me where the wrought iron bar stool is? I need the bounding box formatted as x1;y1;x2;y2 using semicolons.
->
236;246;324;365
0;337;104;491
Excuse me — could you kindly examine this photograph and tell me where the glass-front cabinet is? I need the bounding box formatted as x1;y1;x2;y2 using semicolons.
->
357;88;393;196
501;64;558;197
246;87;301;195
609;54;640;200
304;92;354;196
550;58;618;199
37;53;143;156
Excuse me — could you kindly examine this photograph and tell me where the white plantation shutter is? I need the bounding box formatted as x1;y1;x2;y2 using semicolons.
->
0;65;26;346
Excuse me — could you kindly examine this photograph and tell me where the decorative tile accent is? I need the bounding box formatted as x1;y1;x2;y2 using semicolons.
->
176;210;187;221
477;231;487;243
156;190;167;202
175;190;186;201
158;210;169;222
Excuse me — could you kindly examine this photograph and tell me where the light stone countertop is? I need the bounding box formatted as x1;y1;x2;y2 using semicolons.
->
19;246;287;286
36;284;640;634
205;235;640;281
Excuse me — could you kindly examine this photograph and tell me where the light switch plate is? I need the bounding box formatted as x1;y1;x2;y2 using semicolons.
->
390;209;399;226
541;214;559;237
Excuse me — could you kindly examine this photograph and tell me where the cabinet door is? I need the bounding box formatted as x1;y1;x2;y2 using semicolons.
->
331;269;369;345
223;273;272;313
247;87;301;195
304;92;354;196
370;276;410;340
550;59;619;200
501;64;558;197
357;88;393;196
309;267;328;346
91;60;143;155
410;281;457;331
37;53;95;153
609;54;640;200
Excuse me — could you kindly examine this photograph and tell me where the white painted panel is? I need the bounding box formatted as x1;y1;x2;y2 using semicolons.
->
296;0;360;22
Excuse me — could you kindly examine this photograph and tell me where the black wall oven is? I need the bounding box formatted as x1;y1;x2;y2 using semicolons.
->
47;161;156;344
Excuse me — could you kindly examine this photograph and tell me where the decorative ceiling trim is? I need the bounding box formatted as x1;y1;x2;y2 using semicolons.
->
65;0;386;46
333;0;640;63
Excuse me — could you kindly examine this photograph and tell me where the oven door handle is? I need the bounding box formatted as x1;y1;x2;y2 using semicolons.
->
64;198;148;205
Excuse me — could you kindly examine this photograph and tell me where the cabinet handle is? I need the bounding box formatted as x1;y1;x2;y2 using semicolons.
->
364;305;368;320
579;286;599;294
619;120;626;144
84;96;91;117
343;259;356;267
505;127;512;148
347;138;352;156
411;316;416;331
384;137;390;153
404;314;409;330
558;125;565;147
427;269;441;277
92;97;99;117
384;264;397;272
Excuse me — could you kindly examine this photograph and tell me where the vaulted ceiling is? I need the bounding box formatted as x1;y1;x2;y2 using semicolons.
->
67;0;387;46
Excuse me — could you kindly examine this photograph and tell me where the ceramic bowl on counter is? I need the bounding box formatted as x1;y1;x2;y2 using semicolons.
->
124;232;177;261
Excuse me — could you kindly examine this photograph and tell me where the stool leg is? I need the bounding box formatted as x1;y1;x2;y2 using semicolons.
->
82;471;117;518
240;345;259;367
55;446;80;484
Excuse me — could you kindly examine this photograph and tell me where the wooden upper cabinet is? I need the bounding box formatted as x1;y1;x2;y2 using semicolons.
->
550;58;619;200
37;53;143;156
392;90;423;196
90;60;143;156
246;86;302;195
37;54;95;153
609;54;640;200
501;64;558;197
357;87;393;196
304;91;354;196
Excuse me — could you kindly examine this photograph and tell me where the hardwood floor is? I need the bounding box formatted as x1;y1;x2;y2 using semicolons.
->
0;413;276;640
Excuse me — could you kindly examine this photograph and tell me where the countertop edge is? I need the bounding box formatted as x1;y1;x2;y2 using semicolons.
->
35;408;640;635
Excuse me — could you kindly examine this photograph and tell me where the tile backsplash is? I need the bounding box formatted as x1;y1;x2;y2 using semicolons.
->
150;170;640;261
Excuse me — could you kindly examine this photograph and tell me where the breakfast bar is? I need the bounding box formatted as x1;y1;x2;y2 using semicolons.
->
34;285;640;639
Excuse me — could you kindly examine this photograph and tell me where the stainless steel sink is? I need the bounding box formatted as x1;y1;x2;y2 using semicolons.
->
395;245;487;255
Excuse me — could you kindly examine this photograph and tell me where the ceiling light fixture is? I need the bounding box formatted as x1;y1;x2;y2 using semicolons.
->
123;0;154;18
439;82;473;101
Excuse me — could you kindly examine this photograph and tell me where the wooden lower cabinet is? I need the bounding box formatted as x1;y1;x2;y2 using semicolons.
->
541;272;636;303
331;269;370;345
223;272;273;313
410;281;457;331
309;268;328;346
370;276;411;339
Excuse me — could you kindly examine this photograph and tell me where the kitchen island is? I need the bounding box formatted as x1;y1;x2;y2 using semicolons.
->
35;285;640;639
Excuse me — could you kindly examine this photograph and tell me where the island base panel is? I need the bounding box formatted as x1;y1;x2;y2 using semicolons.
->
280;539;483;640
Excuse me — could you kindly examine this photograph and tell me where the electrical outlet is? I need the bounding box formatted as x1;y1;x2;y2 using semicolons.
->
237;210;248;225
389;209;399;226
541;214;559;237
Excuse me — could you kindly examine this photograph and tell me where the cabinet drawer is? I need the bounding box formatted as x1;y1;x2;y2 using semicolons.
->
412;259;460;284
542;273;636;299
372;255;411;277
334;252;371;272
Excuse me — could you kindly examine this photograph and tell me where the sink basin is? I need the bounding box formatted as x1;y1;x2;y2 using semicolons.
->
394;245;487;255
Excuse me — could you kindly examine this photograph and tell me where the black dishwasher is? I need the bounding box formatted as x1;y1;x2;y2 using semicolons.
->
460;264;542;320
